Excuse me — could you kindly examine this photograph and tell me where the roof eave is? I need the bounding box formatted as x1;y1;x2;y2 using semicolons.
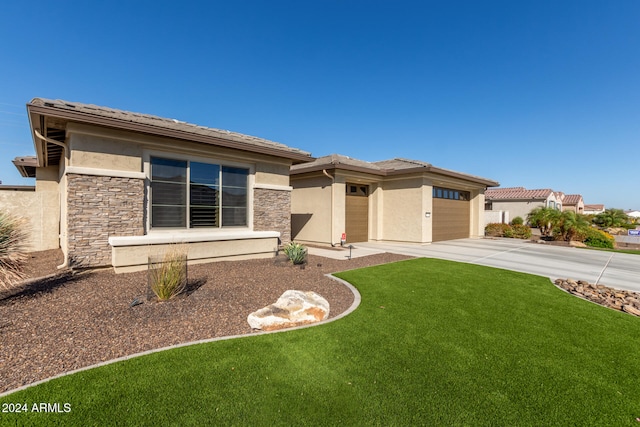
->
291;162;386;176
12;158;37;178
26;103;313;163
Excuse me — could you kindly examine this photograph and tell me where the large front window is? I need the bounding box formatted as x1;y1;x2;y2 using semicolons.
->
151;157;248;228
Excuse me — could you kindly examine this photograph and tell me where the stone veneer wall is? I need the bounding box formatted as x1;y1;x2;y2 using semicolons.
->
253;187;291;244
66;174;145;267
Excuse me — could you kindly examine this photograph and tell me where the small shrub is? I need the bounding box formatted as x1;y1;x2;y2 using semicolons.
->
485;223;511;237
511;224;532;239
148;246;188;301
583;228;615;249
0;211;29;289
511;216;524;226
485;222;530;239
283;242;307;265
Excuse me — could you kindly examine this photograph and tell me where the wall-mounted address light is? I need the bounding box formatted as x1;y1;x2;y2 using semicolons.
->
425;212;431;218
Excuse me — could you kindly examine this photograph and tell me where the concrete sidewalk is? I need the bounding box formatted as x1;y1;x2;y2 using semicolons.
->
346;239;640;293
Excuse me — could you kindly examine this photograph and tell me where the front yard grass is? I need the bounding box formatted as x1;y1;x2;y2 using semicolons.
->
2;258;639;426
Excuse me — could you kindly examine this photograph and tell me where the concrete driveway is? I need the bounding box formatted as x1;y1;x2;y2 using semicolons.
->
350;239;640;293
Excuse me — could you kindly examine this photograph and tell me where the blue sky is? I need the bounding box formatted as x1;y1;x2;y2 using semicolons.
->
1;1;638;209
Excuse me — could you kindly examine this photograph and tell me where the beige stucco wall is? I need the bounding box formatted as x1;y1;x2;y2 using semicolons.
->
369;183;383;241
0;166;60;252
469;190;484;238
290;174;334;244
489;200;547;223
67;124;142;172
255;162;291;187
379;177;424;243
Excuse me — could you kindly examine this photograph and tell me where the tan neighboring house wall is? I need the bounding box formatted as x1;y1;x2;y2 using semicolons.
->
0;166;59;251
14;98;312;272
486;189;561;223
291;155;497;245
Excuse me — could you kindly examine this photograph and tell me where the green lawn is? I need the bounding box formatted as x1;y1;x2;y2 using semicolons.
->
2;258;640;426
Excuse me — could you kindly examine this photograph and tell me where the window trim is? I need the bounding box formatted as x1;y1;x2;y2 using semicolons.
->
143;150;255;233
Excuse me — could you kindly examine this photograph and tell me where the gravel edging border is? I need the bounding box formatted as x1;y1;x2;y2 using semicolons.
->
0;273;361;398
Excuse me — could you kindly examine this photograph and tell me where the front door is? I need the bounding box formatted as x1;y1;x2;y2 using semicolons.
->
345;183;369;243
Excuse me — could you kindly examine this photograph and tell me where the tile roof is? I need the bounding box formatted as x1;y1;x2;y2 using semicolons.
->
291;154;385;171
563;194;583;205
291;154;498;186
584;204;605;211
485;187;554;200
28;98;312;158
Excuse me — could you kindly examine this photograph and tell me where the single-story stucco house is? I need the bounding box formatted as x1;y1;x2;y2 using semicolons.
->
484;187;564;223
13;98;313;272
290;154;499;245
10;98;502;272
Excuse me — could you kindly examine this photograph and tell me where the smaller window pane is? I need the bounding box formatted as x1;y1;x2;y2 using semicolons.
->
152;182;187;205
191;162;220;186
151;158;187;183
222;188;247;208
222;207;247;226
152;205;186;227
222;166;248;187
437;189;443;198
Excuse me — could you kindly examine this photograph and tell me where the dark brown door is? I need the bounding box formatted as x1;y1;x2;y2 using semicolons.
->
345;183;369;243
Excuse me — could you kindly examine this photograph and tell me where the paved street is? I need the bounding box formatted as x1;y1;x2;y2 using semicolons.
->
310;238;640;293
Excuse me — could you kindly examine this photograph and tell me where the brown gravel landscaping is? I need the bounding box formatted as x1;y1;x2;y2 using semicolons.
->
0;249;411;394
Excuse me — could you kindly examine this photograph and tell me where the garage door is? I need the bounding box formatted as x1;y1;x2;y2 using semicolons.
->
345;183;369;243
432;187;470;242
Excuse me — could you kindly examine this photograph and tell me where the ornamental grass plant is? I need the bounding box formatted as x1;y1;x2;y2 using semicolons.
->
148;245;188;301
0;210;29;289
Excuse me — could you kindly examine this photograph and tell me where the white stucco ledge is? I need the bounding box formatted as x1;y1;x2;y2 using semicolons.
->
108;230;280;246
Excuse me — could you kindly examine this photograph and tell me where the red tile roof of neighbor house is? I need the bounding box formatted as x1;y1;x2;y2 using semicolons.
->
584;204;605;211
563;194;583;205
290;154;499;187
26;98;313;162
484;187;554;200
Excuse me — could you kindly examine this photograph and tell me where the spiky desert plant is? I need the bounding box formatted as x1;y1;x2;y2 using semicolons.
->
148;245;188;301
283;242;307;265
0;210;29;289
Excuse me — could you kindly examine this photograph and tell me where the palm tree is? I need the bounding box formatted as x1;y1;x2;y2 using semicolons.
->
556;211;591;241
594;209;629;228
527;207;561;238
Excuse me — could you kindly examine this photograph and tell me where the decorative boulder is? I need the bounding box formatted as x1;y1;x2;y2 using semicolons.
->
248;290;330;331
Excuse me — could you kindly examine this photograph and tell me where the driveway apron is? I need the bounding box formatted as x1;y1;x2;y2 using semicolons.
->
355;239;640;293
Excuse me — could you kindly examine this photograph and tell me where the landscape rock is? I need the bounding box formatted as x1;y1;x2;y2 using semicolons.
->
555;278;640;317
247;290;330;331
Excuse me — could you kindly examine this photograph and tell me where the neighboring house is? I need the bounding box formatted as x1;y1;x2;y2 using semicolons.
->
561;194;584;214
584;204;605;215
625;210;640;219
290;154;499;245
13;98;312;272
484;187;562;223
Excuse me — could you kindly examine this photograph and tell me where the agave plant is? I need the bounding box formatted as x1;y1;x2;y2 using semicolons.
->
0;210;29;289
283;242;307;265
